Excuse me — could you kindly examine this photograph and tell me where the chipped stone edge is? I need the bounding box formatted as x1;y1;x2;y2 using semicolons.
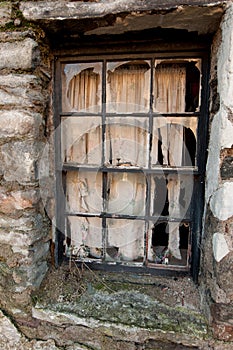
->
20;0;226;21
32;306;208;347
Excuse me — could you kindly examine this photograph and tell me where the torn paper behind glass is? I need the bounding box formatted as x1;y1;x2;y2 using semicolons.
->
64;60;198;263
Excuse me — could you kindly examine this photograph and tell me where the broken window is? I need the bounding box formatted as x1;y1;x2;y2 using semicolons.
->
106;60;150;113
55;54;207;274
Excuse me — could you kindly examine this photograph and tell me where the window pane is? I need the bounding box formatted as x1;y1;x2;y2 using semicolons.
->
61;117;102;165
106;60;150;113
148;221;190;267
65;216;102;259
151;116;197;167
62;62;102;113
106;219;145;262
106;172;146;216
66;171;102;214
105;117;149;167
154;59;201;113
150;174;193;219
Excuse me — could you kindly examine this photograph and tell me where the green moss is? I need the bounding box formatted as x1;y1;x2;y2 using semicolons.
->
0;1;40;32
0;261;11;276
0;2;10;7
39;289;208;339
33;266;210;340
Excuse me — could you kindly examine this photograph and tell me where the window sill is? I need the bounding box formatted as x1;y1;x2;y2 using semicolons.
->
32;264;208;343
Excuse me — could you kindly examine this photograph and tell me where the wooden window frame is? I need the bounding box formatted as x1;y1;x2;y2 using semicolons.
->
54;44;209;281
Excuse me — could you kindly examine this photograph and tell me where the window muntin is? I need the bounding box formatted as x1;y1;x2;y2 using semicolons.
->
57;54;205;271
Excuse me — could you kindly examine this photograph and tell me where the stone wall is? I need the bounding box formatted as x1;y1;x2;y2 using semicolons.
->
0;0;233;349
199;2;233;341
0;3;51;320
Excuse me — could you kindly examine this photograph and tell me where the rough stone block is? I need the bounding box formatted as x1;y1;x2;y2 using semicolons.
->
0;74;44;109
216;251;233;302
211;303;233;327
213;322;233;341
1;140;45;184
0;309;21;347
0;30;35;43
0;38;39;70
221;156;233;179
16;241;50;267
27;260;49;287
14;260;48;289
213;232;230;262
0;241;50;276
217;2;233;109
210;182;233;221
0;189;39;215
0;110;42;141
0;310;59;350
0;214;49;247
211;303;233;341
0;2;12;28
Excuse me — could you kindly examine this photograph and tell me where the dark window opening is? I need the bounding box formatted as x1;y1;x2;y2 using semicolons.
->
151;222;190;267
156;126;196;167
185;62;200;112
183;127;196;166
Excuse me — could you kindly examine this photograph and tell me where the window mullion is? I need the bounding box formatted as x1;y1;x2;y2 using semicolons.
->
102;59;107;260
145;58;154;264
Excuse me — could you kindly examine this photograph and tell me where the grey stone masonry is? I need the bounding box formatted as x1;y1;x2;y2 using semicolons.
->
0;38;40;70
0;22;51;324
0;0;232;348
0;2;12;27
0;75;45;109
20;0;226;20
199;1;233;342
0;111;42;141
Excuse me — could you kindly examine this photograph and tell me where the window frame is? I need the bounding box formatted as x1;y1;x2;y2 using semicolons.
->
54;46;210;280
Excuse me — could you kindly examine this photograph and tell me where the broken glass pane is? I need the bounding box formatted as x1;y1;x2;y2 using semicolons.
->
105;117;149;167
150;175;168;217
150;173;192;262
106;172;146;216
62;62;102;113
148;221;190;267
65;216;102;259
106;219;145;262
154;59;201;113
151;116;197;167
150;174;193;219
106;60;150;113
61;117;102;165
66;170;102;214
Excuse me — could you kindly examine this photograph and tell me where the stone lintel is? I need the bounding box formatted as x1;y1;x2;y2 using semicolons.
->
20;0;226;20
20;0;225;37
